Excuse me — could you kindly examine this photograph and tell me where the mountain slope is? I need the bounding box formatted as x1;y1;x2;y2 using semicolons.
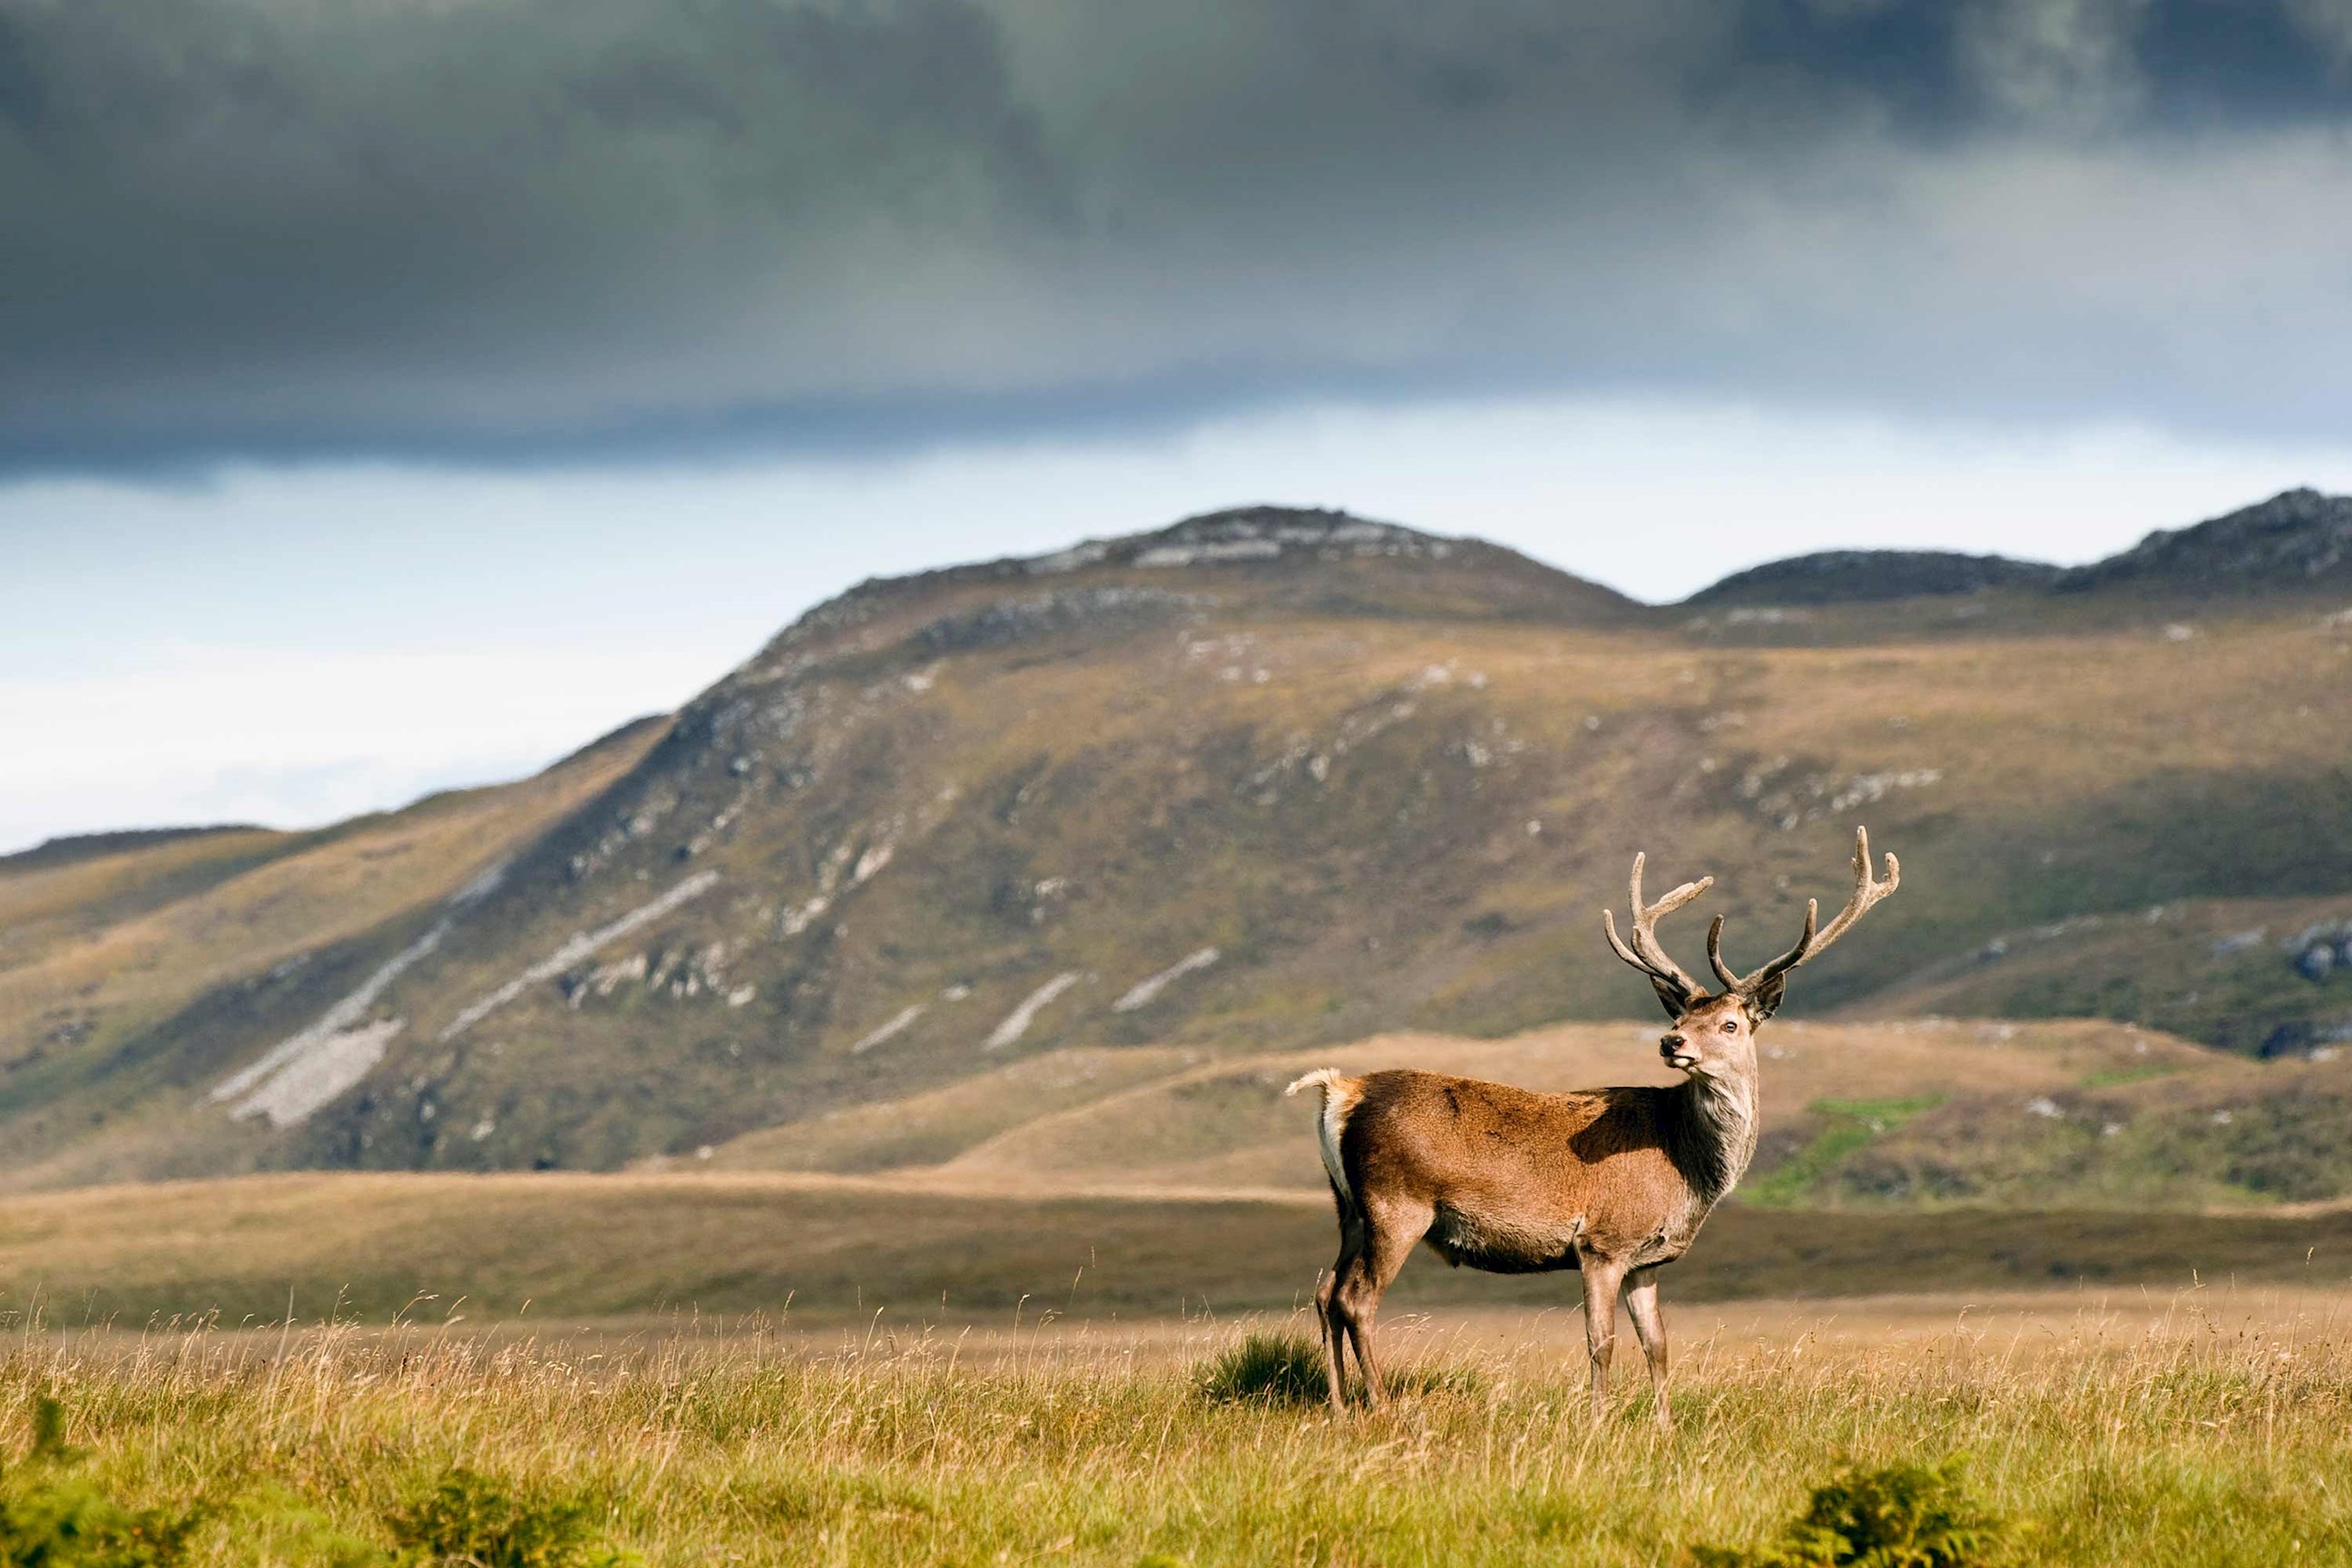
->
0;719;668;1184
7;499;2352;1191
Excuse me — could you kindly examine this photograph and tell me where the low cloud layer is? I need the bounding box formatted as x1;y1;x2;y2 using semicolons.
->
5;0;2352;473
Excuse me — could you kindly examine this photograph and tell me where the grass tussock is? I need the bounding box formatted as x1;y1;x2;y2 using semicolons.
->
1197;1330;1487;1408
0;1299;2341;1564
1693;1458;2003;1567
0;1393;201;1567
1198;1331;1327;1406
387;1467;632;1568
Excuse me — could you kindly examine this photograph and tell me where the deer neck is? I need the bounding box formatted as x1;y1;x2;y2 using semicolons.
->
1671;1063;1759;1207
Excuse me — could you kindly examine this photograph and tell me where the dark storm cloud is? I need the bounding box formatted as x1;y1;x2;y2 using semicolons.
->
1731;0;2352;134
5;0;2352;474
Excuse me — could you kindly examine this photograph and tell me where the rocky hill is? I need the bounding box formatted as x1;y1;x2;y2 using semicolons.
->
5;497;2352;1191
2060;488;2352;595
1685;550;2061;606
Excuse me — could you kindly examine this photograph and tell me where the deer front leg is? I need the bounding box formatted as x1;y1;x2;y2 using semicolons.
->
1579;1250;1629;1426
1623;1266;1671;1432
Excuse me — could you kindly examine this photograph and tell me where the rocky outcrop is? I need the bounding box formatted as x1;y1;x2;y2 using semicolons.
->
2058;488;2352;594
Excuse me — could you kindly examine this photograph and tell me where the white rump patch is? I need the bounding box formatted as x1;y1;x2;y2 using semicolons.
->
852;1003;927;1054
1112;947;1220;1013
985;972;1081;1050
438;871;721;1042
209;919;451;1126
1283;1068;1361;1203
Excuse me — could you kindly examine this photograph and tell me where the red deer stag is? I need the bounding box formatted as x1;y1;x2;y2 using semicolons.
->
1288;827;1898;1422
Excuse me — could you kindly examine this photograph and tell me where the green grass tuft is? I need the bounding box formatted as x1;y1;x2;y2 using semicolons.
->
1196;1329;1484;1407
27;1392;78;1466
1196;1332;1327;1406
0;1391;200;1568
0;1479;201;1568
386;1468;632;1568
1694;1458;2004;1568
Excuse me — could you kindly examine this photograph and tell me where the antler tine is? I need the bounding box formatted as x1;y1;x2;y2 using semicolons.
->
1602;851;1714;1001
1601;907;1646;972
1808;825;1899;957
1704;914;1736;990
1726;826;1898;994
1732;898;1818;994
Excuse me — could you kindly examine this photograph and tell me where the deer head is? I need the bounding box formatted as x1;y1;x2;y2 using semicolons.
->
1602;828;1899;1081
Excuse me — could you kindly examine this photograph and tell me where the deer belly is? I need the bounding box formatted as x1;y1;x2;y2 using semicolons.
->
1422;1201;1583;1275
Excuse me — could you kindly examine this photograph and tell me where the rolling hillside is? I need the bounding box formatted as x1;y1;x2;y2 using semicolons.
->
5;493;2352;1194
8;1014;2350;1324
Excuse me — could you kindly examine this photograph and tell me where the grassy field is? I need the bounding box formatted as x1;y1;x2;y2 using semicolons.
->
1;1289;2347;1564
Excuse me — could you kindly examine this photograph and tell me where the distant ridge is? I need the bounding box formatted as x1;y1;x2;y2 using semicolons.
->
855;503;1599;582
1683;488;2352;605
2058;487;2352;594
762;504;1642;657
1686;549;2060;607
0;824;272;873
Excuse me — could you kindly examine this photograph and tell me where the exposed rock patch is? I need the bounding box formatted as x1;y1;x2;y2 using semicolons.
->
210;919;450;1126
1113;948;1220;1013
985;973;1083;1050
2060;488;2352;593
438;871;720;1042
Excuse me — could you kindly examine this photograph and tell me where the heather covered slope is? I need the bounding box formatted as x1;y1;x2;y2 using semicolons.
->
6;496;2352;1190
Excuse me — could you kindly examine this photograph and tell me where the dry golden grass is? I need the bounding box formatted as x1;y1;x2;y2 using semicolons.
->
3;1288;2348;1564
700;1046;1206;1174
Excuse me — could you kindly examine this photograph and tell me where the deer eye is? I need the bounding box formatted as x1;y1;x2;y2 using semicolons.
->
1719;1019;1739;1034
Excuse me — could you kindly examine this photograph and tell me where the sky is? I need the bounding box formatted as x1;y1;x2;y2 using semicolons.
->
6;0;2352;852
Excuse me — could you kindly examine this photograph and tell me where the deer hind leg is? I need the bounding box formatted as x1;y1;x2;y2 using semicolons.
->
1578;1250;1630;1426
1332;1197;1430;1412
1316;1203;1366;1412
1623;1265;1671;1432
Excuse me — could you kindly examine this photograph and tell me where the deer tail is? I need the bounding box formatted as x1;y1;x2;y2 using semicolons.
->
1285;1068;1362;1205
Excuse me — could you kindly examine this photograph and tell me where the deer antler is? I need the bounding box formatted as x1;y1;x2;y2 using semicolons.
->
1601;853;1714;1008
1713;827;1899;996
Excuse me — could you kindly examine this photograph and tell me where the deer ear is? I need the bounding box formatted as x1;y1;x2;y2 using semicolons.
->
1746;974;1788;1022
1650;976;1686;1021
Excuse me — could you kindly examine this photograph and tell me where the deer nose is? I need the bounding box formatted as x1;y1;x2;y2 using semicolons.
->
1660;1033;1685;1053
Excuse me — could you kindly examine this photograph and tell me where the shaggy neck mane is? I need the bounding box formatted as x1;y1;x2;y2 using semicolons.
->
1670;1068;1759;1206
